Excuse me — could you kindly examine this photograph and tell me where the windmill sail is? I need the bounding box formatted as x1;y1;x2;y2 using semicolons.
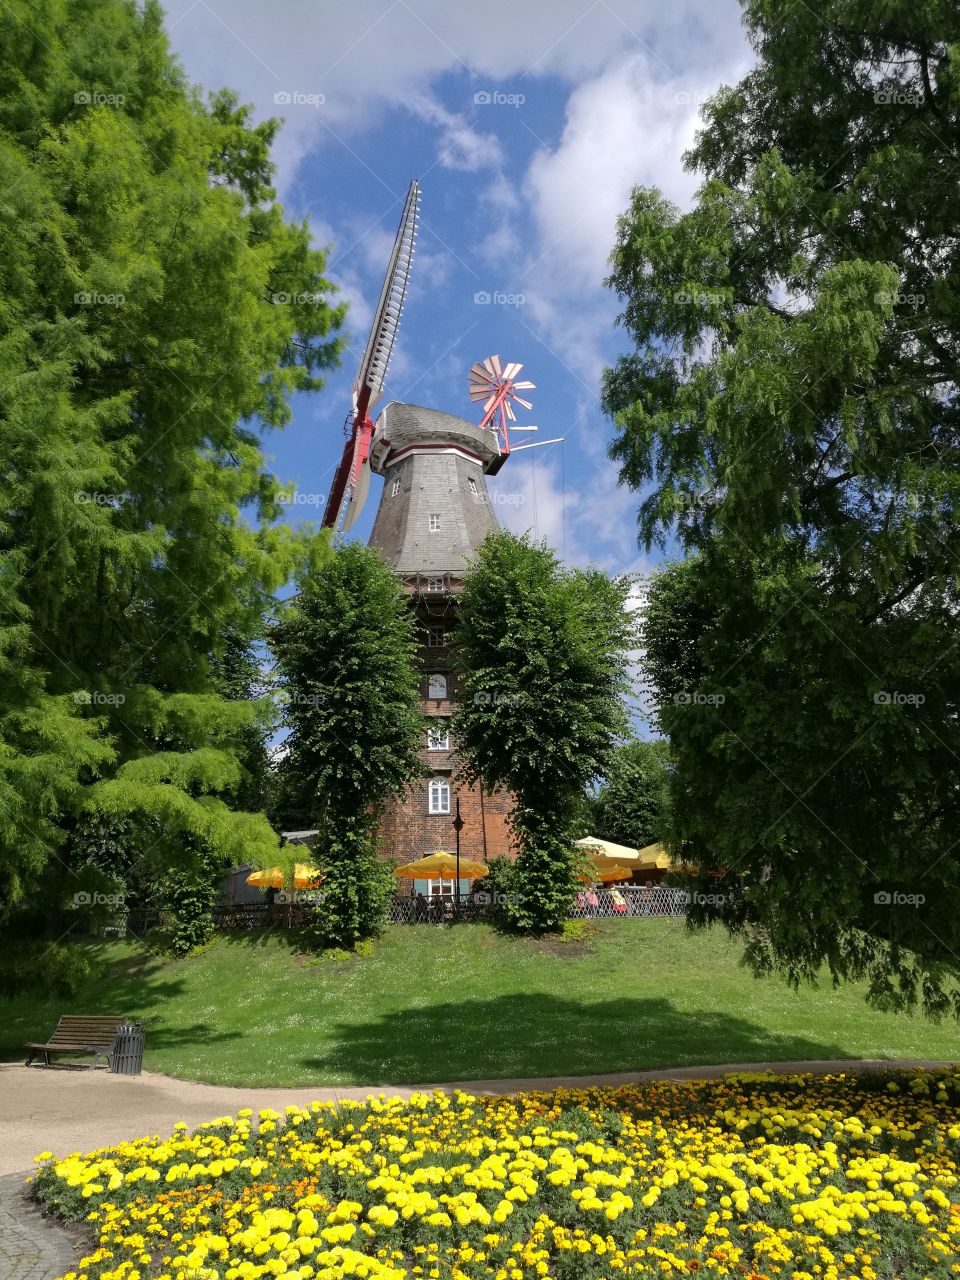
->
322;180;421;531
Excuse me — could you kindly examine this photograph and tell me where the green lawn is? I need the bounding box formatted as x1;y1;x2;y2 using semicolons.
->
4;921;956;1086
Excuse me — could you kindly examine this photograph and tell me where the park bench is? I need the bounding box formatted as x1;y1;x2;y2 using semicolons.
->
24;1015;124;1068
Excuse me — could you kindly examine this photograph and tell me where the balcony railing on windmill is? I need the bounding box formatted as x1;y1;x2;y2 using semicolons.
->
413;573;453;597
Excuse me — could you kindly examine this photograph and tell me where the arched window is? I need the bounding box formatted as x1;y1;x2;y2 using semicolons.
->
428;778;451;814
428;672;447;699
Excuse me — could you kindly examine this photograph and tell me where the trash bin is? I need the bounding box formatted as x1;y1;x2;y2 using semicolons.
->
110;1020;145;1076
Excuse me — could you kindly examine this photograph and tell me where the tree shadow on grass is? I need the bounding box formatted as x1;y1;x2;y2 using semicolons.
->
0;942;243;1062
299;993;859;1086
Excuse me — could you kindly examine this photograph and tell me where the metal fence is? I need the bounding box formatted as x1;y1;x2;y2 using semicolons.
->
389;884;688;924
117;886;688;937
569;885;687;919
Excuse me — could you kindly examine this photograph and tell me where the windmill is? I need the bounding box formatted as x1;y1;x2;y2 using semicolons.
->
321;179;420;532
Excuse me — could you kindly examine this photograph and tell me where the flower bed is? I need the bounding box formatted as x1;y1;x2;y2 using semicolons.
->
32;1069;960;1280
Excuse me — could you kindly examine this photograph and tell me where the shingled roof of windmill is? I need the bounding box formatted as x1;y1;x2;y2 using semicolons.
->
367;402;502;577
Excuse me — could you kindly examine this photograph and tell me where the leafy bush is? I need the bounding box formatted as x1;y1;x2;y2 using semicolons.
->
0;941;101;996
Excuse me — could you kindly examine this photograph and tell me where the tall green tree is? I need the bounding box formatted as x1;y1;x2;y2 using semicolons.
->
592;738;670;850
603;1;960;1014
270;543;423;947
454;532;636;931
0;0;343;912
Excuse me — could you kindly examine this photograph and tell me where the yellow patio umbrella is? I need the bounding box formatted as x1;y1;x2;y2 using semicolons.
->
246;863;323;890
573;835;640;863
635;842;674;873
580;861;633;883
393;851;489;880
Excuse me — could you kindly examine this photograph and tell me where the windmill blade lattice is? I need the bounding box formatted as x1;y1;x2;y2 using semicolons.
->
468;355;535;458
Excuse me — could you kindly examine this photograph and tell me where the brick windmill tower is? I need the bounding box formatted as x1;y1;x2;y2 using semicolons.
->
321;182;547;888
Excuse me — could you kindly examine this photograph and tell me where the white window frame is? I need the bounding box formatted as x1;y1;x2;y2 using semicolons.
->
391;475;401;497
426;627;445;648
426;577;444;593
428;673;447;699
427;876;456;898
428;513;441;531
427;724;450;751
428;778;451;814
468;477;478;495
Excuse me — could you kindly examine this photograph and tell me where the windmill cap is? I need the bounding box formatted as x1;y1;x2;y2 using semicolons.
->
370;401;503;473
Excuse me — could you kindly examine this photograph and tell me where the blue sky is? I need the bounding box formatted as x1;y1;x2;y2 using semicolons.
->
161;0;750;580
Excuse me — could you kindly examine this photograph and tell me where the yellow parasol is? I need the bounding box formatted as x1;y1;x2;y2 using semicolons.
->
393;851;489;880
246;863;323;890
635;842;674;872
580;861;633;883
574;836;640;862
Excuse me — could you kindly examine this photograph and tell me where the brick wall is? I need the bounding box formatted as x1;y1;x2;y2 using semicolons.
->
374;588;518;877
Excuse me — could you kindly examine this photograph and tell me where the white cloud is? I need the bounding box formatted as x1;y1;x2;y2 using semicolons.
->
162;0;747;193
407;94;503;171
516;47;750;389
